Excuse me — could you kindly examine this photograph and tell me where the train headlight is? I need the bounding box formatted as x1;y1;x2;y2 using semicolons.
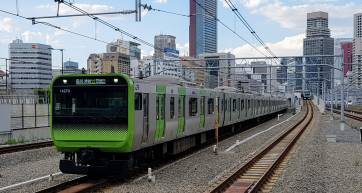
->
63;79;67;84
114;78;118;83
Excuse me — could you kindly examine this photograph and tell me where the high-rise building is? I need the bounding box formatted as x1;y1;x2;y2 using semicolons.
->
107;39;141;60
341;42;353;77
52;60;82;79
199;53;235;89
180;56;206;85
87;53;130;75
154;35;176;59
353;13;362;87
9;39;52;93
145;49;181;79
277;58;288;84
189;0;217;57
250;61;279;93
303;11;334;93
334;38;352;85
64;60;79;69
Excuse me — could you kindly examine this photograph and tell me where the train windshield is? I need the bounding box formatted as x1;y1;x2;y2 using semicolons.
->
53;85;128;128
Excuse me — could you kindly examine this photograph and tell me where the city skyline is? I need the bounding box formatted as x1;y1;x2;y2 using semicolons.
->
0;0;361;71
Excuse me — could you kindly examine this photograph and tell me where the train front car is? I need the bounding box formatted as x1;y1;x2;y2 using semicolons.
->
51;74;134;175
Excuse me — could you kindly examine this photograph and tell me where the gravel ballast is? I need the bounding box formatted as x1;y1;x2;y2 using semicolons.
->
270;109;362;193
0;147;80;193
103;110;304;193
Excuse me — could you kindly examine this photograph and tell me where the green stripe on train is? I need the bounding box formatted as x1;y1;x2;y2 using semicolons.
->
155;85;166;140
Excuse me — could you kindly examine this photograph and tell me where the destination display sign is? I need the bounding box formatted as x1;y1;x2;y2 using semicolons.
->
75;79;106;85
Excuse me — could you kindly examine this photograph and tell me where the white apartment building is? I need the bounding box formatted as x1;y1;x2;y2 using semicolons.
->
142;49;182;79
9;39;52;93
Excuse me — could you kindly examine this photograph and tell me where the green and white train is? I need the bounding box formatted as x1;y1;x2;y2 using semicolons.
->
51;74;288;175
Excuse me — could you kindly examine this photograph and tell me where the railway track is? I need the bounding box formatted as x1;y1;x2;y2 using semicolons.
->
0;141;53;155
206;102;314;193
34;176;107;193
326;107;362;122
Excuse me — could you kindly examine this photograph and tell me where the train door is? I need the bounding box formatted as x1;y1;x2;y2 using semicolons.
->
229;97;232;121
141;93;149;143
216;97;220;124
222;94;226;127
200;96;205;128
156;94;165;139
238;98;241;119
178;95;185;135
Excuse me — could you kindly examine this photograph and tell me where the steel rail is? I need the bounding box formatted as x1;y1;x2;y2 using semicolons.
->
206;102;313;193
34;176;106;193
0;141;53;155
326;107;362;122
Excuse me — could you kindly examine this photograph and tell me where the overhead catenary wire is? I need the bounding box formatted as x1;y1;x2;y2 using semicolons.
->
57;0;184;59
224;0;279;62
190;0;270;58
0;9;109;44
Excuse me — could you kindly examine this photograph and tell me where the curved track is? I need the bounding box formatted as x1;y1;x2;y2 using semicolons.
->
205;102;314;193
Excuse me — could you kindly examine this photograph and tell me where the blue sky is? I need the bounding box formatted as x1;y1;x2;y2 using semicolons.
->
0;0;361;70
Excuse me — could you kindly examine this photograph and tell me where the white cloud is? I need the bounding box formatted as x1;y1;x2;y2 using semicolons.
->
0;17;14;32
21;30;64;46
36;3;120;29
176;43;189;56
154;0;168;3
36;3;114;15
240;0;269;9
240;0;361;35
223;33;304;58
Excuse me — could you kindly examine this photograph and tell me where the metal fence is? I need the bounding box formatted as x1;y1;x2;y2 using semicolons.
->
0;95;49;104
11;104;50;130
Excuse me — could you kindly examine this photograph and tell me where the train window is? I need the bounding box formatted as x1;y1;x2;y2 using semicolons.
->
208;98;214;114
221;99;224;111
225;99;227;111
170;97;175;119
248;99;250;110
135;93;142;110
241;99;244;111
233;99;237;111
189;98;198;116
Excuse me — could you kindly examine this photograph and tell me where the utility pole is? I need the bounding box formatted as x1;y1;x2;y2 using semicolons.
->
135;0;142;22
5;59;8;95
340;66;344;122
60;49;64;74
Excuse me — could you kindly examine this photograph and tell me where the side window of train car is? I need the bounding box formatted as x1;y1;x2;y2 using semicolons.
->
189;98;198;116
233;99;237;111
208;98;214;114
241;99;244;111
135;93;142;110
170;97;175;119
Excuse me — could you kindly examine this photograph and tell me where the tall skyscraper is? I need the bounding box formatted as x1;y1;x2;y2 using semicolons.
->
303;11;334;93
154;34;176;59
189;0;217;57
334;38;353;86
9;39;52;93
353;13;362;87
